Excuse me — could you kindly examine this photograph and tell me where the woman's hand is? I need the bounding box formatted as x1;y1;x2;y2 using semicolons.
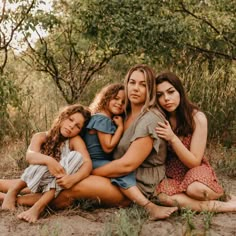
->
46;158;66;178
56;175;75;189
155;120;177;143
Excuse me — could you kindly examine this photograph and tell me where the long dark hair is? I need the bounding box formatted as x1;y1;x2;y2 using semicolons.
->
156;72;199;136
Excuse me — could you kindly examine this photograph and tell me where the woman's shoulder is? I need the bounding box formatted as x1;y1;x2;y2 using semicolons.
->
193;110;207;125
140;109;165;123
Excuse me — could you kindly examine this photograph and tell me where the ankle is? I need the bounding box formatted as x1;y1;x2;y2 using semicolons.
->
142;201;152;209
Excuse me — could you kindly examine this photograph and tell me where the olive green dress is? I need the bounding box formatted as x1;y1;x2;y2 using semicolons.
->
113;109;167;198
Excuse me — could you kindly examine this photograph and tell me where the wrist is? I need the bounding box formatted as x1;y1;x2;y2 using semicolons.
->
169;134;178;145
45;156;53;166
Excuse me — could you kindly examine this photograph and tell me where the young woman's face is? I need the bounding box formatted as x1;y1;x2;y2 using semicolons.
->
127;70;147;106
107;89;125;116
156;81;180;113
60;113;85;138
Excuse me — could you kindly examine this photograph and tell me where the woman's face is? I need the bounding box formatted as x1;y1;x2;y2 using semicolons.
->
127;70;147;106
156;81;180;113
60;113;85;138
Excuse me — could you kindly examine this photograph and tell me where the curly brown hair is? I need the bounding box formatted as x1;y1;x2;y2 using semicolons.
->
89;83;124;114
41;104;91;161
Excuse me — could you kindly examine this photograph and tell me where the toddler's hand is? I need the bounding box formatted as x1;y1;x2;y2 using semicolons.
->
113;116;123;128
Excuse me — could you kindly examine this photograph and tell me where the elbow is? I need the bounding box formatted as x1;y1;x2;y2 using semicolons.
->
188;160;201;169
102;146;114;154
25;150;32;162
119;163;136;175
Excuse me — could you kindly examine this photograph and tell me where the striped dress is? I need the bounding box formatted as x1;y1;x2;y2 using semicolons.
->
21;140;83;197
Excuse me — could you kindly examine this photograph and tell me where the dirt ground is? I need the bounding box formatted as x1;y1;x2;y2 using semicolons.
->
0;175;236;236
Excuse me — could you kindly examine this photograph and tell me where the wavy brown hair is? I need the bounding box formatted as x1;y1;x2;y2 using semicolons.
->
41;104;91;161
156;72;199;136
89;83;124;115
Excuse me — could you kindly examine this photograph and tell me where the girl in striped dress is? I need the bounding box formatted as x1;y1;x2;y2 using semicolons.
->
2;104;91;223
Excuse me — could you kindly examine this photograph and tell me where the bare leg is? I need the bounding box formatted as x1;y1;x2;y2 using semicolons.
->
0;192;5;202
158;193;236;212
17;189;55;223
52;175;130;209
229;195;236;201
17;193;42;206
0;179;30;194
186;181;223;200
121;186;177;220
2;180;27;210
14;176;129;209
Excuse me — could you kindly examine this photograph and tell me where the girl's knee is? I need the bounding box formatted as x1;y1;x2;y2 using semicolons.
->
186;182;221;200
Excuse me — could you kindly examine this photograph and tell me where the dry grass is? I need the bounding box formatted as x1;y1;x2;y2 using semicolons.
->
0;141;236;236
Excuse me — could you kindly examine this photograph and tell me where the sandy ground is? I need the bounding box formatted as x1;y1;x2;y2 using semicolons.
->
0;175;236;236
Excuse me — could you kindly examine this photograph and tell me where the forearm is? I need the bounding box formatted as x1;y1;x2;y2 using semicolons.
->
170;136;201;168
70;161;93;185
93;158;133;177
109;126;123;150
26;150;53;165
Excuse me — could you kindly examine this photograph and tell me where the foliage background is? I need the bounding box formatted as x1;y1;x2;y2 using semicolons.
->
0;0;235;152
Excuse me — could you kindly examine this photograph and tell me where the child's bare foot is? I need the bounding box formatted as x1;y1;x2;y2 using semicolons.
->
2;190;17;210
144;201;178;220
17;205;42;223
0;192;5;202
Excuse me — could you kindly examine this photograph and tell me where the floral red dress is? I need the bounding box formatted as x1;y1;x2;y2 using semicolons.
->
156;135;223;195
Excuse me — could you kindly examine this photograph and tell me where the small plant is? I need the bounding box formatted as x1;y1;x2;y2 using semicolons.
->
102;204;148;236
200;210;215;233
181;208;196;235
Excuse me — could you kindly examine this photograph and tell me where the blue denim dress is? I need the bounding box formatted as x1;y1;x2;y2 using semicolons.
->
83;113;136;189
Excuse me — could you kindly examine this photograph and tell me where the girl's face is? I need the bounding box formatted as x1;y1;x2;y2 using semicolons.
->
127;70;147;106
156;81;180;113
60;113;85;138
107;89;125;116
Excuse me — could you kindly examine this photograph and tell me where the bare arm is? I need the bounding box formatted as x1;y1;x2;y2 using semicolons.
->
26;132;65;177
56;136;93;189
156;111;207;168
97;116;123;153
92;136;153;177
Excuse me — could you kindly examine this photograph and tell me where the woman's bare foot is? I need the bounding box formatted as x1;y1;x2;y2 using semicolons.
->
2;190;17;210
0;192;5;202
144;201;178;220
17;205;42;223
229;195;236;201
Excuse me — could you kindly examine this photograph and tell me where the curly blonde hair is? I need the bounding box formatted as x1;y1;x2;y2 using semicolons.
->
89;83;124;114
40;104;91;161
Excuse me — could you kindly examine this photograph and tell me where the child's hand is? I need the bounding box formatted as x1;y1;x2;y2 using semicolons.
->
113;116;123;128
47;158;66;178
155;120;176;142
56;175;75;189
